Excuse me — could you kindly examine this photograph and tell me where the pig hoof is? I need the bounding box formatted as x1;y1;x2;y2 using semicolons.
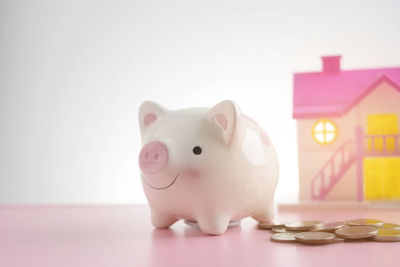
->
252;209;275;223
151;211;178;228
197;216;230;235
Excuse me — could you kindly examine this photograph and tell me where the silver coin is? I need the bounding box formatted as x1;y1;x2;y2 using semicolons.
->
311;221;345;232
271;232;298;243
272;227;300;233
285;220;323;231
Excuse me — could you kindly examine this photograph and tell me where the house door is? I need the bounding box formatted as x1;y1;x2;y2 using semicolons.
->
364;113;400;200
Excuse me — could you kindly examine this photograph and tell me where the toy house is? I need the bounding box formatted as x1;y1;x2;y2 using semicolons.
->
293;56;400;202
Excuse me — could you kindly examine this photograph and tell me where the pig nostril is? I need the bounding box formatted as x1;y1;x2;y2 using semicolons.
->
139;141;168;174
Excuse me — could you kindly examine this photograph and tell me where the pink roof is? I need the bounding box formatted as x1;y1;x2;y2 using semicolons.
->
293;56;400;119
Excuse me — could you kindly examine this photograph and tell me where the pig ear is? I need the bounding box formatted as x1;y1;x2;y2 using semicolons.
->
138;101;168;136
206;100;240;146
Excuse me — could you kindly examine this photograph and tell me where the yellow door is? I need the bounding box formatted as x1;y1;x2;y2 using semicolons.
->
367;114;398;152
363;158;384;200
364;114;399;200
364;157;400;200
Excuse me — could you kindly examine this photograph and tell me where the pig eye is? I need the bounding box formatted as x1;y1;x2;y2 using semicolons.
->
192;146;202;155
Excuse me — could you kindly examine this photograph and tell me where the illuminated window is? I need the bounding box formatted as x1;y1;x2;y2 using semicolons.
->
312;119;337;144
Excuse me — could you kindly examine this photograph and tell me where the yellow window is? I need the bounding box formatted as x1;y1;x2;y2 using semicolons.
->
312;119;337;144
367;114;398;152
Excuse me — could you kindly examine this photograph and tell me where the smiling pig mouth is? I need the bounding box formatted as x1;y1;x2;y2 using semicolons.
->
142;173;180;190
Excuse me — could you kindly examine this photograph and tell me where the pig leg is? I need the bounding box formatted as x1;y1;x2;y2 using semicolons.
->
196;214;231;235
151;210;178;228
251;201;275;223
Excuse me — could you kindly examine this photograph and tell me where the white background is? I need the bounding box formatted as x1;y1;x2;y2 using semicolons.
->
0;0;399;204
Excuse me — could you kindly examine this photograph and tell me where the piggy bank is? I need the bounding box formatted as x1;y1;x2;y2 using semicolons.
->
138;100;279;235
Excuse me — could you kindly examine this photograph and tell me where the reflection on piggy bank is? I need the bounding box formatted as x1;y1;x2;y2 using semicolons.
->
138;100;279;235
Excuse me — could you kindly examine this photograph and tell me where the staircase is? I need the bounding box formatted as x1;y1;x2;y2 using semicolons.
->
311;140;357;201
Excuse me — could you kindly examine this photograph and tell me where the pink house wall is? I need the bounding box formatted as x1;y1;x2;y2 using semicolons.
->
297;81;400;201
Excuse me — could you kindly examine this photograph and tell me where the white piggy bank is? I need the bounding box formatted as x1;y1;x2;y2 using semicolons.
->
138;100;279;235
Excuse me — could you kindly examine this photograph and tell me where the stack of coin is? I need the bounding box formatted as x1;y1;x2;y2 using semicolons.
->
258;218;400;245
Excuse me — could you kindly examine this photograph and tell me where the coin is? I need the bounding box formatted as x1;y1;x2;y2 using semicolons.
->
272;227;288;233
335;226;378;239
285;220;323;231
295;232;335;244
271;232;298;243
272;227;300;233
346;218;384;227
311;221;345;232
372;228;400;242
382;223;400;230
258;221;286;230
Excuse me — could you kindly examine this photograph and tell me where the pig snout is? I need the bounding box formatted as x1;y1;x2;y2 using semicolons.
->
139;141;169;175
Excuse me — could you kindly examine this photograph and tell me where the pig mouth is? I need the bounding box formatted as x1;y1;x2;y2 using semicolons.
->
142;173;180;190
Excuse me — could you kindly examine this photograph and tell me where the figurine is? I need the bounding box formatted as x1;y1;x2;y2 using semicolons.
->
294;55;400;202
138;100;279;235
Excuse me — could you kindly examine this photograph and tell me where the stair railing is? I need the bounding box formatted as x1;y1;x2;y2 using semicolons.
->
311;140;356;200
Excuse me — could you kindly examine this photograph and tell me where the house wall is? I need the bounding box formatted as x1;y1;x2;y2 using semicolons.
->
297;81;400;201
354;82;400;130
297;114;357;201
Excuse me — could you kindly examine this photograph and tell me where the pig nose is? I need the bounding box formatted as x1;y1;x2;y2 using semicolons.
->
139;141;169;175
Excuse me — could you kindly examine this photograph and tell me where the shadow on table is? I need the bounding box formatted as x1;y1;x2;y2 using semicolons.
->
148;222;244;266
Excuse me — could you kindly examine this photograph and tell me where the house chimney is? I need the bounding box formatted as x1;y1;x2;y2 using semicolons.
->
321;55;341;74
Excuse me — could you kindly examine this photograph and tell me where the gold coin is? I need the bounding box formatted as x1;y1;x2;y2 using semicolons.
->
346;218;384;227
258;221;286;230
285;220;323;231
271;232;298;243
311;221;345;232
335;226;378;239
382;223;400;230
372;228;400;242
295;232;335;244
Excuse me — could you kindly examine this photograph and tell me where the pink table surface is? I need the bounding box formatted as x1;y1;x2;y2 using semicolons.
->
0;205;399;267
